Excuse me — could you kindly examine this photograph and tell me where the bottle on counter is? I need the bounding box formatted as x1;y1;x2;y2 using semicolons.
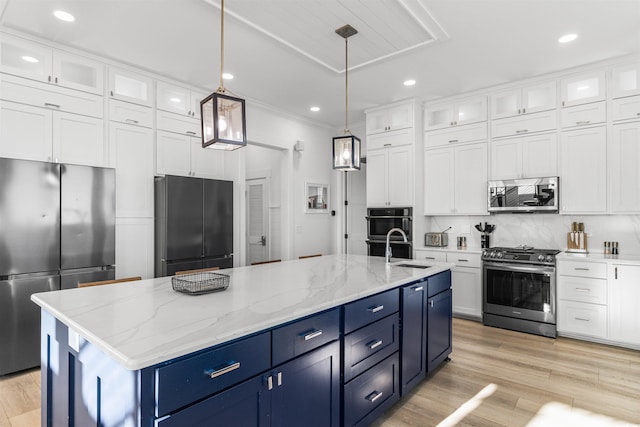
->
604;241;610;255
612;242;619;255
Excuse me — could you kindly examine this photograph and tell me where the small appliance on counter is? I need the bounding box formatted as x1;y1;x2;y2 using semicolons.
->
474;222;495;248
425;227;451;247
566;222;588;253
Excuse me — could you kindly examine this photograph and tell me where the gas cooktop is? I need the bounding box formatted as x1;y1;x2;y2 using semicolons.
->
481;246;561;266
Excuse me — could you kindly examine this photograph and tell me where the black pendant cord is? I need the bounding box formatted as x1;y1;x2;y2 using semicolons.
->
344;36;349;135
217;0;225;93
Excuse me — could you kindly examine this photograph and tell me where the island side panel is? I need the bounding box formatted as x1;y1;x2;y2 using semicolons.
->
41;309;145;427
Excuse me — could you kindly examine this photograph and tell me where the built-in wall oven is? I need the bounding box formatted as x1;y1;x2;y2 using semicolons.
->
366;207;412;259
482;246;560;338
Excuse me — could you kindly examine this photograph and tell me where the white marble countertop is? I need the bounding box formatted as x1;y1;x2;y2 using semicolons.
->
558;251;640;264
31;254;452;371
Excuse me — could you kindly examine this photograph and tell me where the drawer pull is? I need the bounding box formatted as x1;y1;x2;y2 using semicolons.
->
413;286;424;292
383;143;392;147
575;317;590;322
448;139;459;143
367;339;383;350
44;102;61;109
576;120;591;125
205;361;240;379
424;256;436;260
368;305;384;313
125;118;139;124
575;287;591;292
574;267;589;271
186;131;197;136
516;129;528;134
301;329;323;341
457;259;469;262
365;390;384;403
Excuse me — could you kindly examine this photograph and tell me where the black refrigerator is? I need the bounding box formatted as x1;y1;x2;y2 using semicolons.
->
154;175;233;276
0;157;115;376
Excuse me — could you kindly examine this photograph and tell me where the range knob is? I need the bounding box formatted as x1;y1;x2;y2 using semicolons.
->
482;250;489;258
489;251;496;258
546;255;554;263
538;254;546;262
496;252;503;259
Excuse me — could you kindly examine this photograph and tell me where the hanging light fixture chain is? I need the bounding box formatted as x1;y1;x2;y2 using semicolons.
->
344;36;349;135
218;0;225;93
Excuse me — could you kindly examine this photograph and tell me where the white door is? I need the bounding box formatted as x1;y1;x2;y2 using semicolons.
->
0;100;52;161
346;165;367;255
53;111;105;166
156;130;192;176
387;146;413;207
247;178;268;265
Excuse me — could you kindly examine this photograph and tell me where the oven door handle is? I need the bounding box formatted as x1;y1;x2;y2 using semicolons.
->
484;262;555;275
365;216;413;220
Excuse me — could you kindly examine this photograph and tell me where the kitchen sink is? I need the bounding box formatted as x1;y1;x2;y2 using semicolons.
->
394;263;433;269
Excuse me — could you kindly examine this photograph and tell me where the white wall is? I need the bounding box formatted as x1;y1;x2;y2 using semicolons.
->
420;214;640;255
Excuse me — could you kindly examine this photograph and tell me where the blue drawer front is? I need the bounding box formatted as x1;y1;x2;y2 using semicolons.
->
343;313;399;382
343;353;400;427
272;308;340;366
155;332;270;417
344;288;399;333
428;270;451;297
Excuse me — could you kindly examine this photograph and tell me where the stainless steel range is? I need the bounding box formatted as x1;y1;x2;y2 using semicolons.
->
482;246;560;338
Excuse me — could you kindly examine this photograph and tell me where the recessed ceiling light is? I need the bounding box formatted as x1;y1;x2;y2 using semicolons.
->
21;55;39;63
558;33;577;43
169;97;181;103
310;106;320;112
222;73;234;80
53;10;75;22
404;79;416;87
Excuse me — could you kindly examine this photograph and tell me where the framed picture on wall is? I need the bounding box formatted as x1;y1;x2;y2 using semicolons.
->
305;182;329;213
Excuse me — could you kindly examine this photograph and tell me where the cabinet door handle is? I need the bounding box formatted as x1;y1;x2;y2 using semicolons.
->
430;300;434;308
518;108;521;114
368;305;384;313
367;339;383;350
54;77;58;84
186;131;197;136
575;287;591;292
575;317;590;322
44;102;61;109
413;286;424;292
574;267;589;271
266;375;273;390
615;267;618;280
515;129;529;134
277;371;282;386
110;90;114;96
125;119;139;124
48;75;52;82
365;390;383;403
637;112;640;116
301;329;323;341
205;361;240;379
576;120;590;125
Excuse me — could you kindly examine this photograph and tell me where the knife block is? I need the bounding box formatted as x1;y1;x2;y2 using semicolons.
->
566;232;588;253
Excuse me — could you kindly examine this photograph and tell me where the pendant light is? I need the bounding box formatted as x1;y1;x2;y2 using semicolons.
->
200;0;247;150
332;24;361;171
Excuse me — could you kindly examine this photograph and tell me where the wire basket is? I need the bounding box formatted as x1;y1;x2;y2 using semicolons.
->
171;272;230;295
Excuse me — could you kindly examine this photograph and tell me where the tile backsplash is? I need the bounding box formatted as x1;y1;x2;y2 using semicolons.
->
422;215;640;255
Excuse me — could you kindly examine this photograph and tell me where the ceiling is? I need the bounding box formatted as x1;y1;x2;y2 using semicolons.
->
1;0;639;130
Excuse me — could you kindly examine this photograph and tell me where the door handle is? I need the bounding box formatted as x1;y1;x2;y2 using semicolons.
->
260;235;266;246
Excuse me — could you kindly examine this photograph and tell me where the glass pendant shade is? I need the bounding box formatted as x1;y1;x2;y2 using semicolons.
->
201;92;247;150
333;135;361;171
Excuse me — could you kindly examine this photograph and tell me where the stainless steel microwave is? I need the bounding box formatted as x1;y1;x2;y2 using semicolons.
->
488;177;559;213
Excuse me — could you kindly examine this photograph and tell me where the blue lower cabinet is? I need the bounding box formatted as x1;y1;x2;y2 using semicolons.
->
271;340;340;427
400;279;427;394
343;352;400;427
155;375;270;427
427;284;452;373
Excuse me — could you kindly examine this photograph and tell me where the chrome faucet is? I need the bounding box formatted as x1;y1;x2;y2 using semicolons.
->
386;228;408;264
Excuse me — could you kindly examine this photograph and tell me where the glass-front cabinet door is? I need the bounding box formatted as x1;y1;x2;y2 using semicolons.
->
611;62;640;99
522;81;557;114
456;96;487;126
490;89;521;119
108;67;153;107
561;71;606;107
53;51;104;95
0;36;52;83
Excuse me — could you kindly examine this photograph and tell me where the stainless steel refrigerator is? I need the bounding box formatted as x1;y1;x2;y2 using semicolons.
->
155;175;233;276
0;158;115;376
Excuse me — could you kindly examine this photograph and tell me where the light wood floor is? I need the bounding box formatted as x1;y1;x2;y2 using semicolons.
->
1;318;639;426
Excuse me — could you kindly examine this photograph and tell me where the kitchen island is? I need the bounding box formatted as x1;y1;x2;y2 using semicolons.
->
32;254;452;427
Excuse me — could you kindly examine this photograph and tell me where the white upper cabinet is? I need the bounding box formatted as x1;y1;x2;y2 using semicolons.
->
1;35;104;95
560;126;607;214
156;81;206;118
491;133;557;180
366;102;413;135
611;122;640;213
560;71;606;107
490;81;557;119
366;145;413;207
424;96;486;130
610;62;640;99
156;130;224;179
108;67;153;107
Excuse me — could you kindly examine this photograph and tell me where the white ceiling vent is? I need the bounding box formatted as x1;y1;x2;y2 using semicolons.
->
204;0;449;73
